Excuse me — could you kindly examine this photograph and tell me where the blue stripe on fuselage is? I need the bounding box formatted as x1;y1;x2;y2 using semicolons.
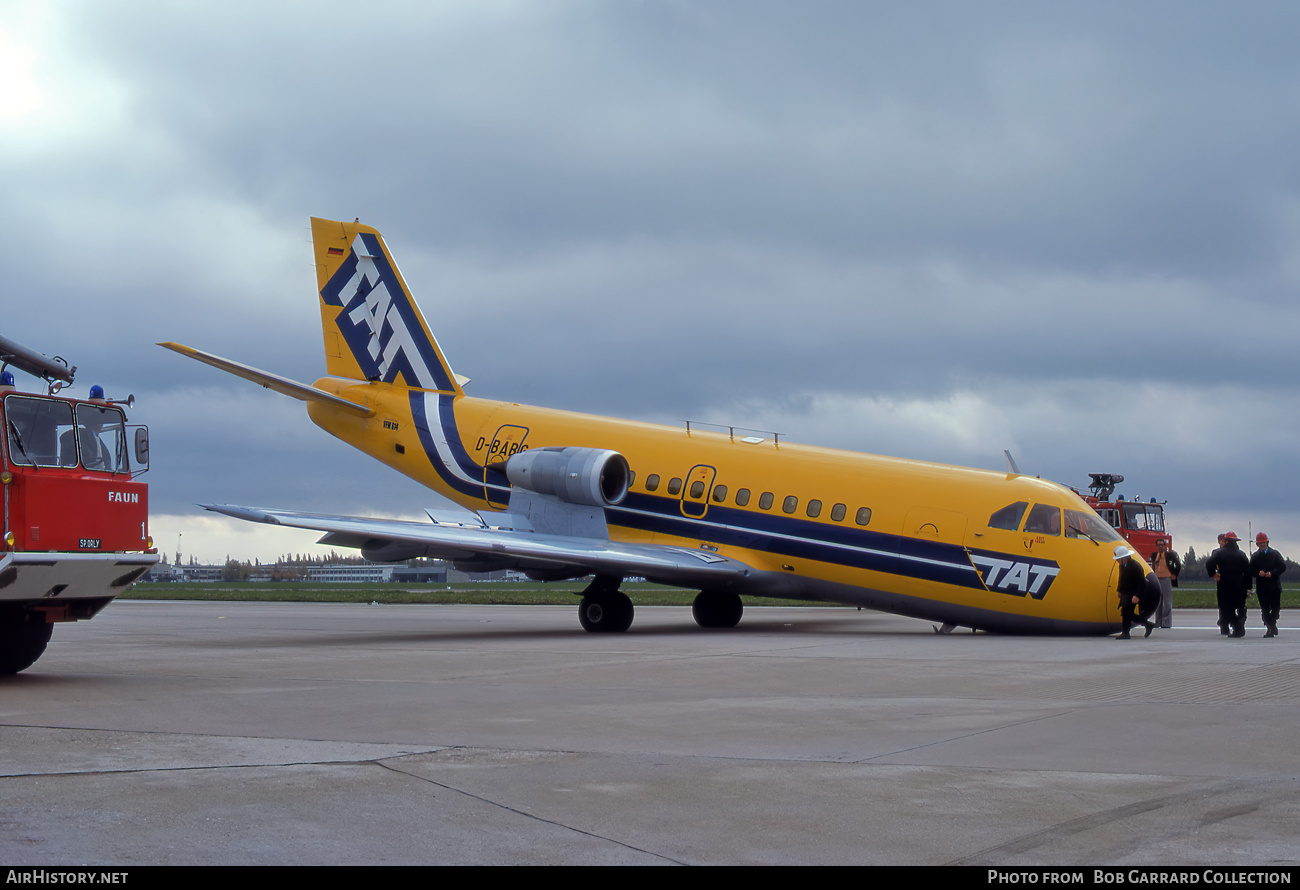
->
407;397;987;591
607;493;986;590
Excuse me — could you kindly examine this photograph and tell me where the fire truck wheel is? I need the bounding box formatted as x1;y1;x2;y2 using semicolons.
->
0;614;54;675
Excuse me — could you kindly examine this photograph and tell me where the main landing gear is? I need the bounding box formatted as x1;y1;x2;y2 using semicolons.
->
575;581;745;633
0;612;54;675
692;590;743;629
578;576;634;633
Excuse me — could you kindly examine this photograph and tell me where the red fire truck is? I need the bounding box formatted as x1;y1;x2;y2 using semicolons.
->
1078;472;1172;557
1;334;157;674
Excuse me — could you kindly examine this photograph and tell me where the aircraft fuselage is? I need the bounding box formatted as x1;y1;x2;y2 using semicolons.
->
308;378;1128;634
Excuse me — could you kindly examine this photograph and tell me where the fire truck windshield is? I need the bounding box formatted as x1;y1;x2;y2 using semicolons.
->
4;395;128;473
74;403;129;472
1122;503;1165;533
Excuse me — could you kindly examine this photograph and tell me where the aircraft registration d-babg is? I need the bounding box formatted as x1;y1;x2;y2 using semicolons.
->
163;217;1147;635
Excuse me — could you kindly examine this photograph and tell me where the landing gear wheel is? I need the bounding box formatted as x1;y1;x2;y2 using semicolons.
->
692;590;743;629
0;614;53;675
578;591;634;633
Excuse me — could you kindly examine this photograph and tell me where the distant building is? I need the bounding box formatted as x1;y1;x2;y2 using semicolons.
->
145;559;455;583
302;564;393;583
391;564;449;584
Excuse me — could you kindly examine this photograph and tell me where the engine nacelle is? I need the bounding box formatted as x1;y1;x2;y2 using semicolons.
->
504;447;630;507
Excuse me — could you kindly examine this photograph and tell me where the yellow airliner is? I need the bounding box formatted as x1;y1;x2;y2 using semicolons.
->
162;217;1146;635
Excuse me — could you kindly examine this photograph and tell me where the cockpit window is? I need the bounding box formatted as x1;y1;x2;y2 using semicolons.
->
1065;508;1124;543
1023;503;1061;536
988;501;1029;531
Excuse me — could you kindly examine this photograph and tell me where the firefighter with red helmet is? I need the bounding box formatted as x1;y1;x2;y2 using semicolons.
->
1207;531;1252;638
1249;532;1285;638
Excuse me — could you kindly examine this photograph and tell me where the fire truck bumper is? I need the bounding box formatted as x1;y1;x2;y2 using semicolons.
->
0;552;159;620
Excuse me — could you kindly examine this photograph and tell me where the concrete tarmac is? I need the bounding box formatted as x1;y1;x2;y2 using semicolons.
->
0;601;1296;866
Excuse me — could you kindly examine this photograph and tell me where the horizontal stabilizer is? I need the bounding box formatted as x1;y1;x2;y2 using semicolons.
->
158;342;373;417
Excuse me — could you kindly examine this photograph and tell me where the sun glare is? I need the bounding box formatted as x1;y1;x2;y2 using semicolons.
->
0;29;46;122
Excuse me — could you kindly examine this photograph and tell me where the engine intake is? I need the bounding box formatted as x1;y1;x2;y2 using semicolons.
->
504;447;630;507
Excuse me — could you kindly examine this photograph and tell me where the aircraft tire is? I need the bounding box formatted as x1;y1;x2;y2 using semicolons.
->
578;592;634;633
692;590;743;629
0;614;53;675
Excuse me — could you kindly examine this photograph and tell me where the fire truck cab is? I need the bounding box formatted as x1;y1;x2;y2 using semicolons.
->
1;334;157;674
1079;472;1172;558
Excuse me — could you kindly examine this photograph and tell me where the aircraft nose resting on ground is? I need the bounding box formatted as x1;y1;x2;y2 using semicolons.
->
163;217;1136;636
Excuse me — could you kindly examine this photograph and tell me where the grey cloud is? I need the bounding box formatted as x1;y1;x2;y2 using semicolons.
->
5;1;1300;560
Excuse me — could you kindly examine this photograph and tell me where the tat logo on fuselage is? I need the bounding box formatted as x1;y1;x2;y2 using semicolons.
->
320;233;444;390
968;550;1061;600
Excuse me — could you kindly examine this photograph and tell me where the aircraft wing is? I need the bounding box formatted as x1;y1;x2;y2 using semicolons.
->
202;504;754;588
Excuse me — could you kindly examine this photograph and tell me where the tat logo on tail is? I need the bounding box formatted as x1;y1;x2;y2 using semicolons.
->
319;233;451;391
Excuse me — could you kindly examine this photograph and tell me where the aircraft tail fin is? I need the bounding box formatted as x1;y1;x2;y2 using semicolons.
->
311;217;464;395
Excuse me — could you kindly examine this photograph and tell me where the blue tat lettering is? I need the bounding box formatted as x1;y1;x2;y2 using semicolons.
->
969;551;1061;600
320;233;446;390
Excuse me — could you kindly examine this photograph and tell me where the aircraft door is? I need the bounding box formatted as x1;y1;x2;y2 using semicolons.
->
680;465;716;518
482;424;529;508
905;506;967;545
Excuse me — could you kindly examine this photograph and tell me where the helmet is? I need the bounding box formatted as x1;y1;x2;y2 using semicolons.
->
1113;544;1136;561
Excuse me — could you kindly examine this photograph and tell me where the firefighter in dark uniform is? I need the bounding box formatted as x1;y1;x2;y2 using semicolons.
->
1206;531;1252;638
1249;532;1285;638
1115;545;1157;639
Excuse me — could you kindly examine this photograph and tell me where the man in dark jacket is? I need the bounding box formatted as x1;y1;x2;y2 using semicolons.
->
1249;532;1285;638
1116;545;1157;639
1206;531;1252;638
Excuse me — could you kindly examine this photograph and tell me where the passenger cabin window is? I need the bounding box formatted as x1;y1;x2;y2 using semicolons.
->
1024;503;1061;536
690;480;705;498
758;492;774;510
855;507;872;526
667;477;683;496
712;485;728;503
645;474;660;492
806;499;822;518
782;495;798;514
988;501;1029;531
831;503;847;522
735;488;751;507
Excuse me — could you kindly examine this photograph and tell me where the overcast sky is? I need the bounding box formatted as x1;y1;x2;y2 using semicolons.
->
3;1;1298;563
